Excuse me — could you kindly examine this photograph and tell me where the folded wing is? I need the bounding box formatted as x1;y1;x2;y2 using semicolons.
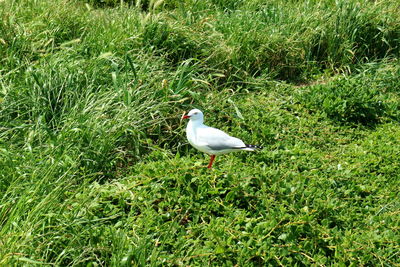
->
197;126;246;151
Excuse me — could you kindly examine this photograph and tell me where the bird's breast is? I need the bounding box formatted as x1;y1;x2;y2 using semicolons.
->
186;123;211;154
186;123;196;144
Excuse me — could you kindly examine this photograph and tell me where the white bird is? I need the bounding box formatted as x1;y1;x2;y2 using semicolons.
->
182;108;261;169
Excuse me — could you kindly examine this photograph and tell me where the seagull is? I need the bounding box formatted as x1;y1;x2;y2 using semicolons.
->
182;108;261;169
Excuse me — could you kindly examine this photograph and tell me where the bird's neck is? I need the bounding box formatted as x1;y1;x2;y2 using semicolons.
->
188;119;204;128
187;120;205;134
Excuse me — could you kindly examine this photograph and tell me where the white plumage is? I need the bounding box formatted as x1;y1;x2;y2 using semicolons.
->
182;109;260;168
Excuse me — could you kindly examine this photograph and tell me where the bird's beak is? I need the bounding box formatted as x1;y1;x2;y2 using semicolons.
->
181;114;190;120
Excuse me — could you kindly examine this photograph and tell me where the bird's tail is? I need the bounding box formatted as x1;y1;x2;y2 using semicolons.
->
241;144;263;151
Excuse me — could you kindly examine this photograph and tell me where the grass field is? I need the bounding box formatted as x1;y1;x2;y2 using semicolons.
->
1;0;400;265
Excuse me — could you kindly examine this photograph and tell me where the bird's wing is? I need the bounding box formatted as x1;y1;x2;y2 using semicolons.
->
196;126;246;151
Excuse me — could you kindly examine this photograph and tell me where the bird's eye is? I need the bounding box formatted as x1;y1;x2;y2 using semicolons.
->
194;112;198;115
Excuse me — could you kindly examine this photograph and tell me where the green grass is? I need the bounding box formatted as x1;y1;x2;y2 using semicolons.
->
1;0;399;265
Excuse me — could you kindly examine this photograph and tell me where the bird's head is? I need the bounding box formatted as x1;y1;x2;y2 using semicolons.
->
182;109;204;122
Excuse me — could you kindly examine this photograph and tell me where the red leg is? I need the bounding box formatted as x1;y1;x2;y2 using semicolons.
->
207;155;216;169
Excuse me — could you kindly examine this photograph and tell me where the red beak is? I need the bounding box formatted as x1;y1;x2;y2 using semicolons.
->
182;115;190;119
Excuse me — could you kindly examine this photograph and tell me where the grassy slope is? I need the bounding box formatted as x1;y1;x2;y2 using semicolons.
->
0;0;399;265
